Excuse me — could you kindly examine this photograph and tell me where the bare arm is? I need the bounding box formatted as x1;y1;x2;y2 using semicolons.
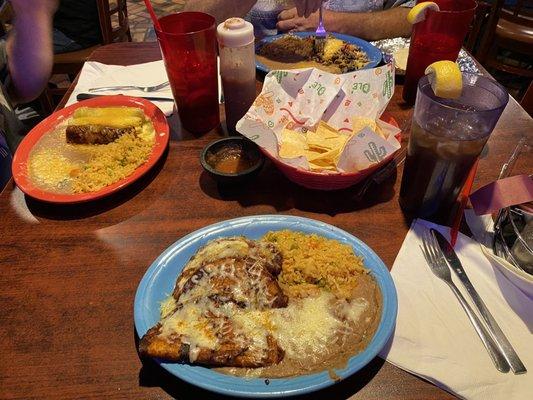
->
7;0;58;104
326;7;411;40
182;0;258;23
278;7;412;41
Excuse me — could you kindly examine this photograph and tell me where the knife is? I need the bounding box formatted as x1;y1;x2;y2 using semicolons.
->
76;93;175;102
432;229;527;374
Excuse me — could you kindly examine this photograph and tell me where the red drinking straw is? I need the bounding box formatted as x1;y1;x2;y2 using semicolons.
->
450;160;479;247
143;0;163;32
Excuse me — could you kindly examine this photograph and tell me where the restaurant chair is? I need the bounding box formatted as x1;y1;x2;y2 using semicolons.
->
476;0;533;97
42;0;132;112
521;80;533;116
464;1;493;54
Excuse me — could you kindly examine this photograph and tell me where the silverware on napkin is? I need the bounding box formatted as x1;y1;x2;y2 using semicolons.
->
87;81;169;93
432;229;527;374
76;93;175;102
421;230;510;373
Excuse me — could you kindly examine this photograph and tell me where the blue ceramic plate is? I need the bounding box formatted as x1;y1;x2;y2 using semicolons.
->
255;32;383;73
134;215;397;398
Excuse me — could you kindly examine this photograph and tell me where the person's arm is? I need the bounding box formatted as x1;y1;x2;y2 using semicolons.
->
6;0;58;104
277;7;412;41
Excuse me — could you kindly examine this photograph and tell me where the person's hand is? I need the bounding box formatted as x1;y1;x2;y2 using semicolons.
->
277;7;320;32
10;0;58;18
293;0;324;18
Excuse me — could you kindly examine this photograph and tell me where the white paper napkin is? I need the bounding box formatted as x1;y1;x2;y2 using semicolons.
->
65;61;175;116
381;219;533;399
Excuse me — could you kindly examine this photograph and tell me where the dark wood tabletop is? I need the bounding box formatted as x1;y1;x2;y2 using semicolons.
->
1;41;531;400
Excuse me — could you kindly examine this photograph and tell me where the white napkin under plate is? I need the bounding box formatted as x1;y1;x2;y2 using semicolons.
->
66;61;175;116
380;219;533;400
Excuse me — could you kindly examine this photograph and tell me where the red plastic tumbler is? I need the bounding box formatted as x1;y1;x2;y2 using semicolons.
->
156;12;220;133
402;0;477;105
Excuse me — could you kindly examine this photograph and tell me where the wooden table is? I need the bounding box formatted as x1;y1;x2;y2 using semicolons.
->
1;42;531;400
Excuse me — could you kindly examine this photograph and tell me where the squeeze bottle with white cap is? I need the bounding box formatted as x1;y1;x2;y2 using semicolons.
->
217;18;256;135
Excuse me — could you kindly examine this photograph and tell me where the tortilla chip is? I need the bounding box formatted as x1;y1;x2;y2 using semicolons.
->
279;128;308;158
279;120;354;171
351;117;377;134
351;117;386;138
307;121;349;152
306;147;341;170
315;121;340;139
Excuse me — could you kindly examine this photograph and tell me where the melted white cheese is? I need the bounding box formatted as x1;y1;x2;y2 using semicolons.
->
233;310;273;356
155;237;370;364
339;298;368;323
158;288;369;363
160;304;218;350
184;239;250;274
232;291;369;361
160;296;177;318
271;292;340;359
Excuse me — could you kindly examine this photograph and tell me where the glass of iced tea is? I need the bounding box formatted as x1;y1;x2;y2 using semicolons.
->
402;0;477;105
155;12;220;133
399;73;509;222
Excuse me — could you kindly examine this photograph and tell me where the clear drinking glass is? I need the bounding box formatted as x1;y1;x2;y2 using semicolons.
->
399;73;509;221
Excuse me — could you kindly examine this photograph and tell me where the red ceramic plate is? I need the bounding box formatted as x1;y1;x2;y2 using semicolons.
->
12;95;170;203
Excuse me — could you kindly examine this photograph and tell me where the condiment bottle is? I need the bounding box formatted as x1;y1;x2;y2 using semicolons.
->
217;18;256;135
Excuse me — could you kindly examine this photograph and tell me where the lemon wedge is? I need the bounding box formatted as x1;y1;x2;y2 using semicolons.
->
425;61;463;99
407;2;440;24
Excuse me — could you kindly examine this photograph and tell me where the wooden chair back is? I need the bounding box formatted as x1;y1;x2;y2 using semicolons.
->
464;1;493;53
97;0;132;45
43;0;132;113
477;0;533;62
53;0;131;72
473;0;533;105
0;0;131;43
499;0;533;22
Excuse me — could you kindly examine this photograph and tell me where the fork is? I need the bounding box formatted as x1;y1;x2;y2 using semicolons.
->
315;4;327;38
88;81;169;93
421;230;510;373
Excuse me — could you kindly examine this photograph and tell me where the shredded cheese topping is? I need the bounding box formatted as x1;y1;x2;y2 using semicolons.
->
155;235;371;366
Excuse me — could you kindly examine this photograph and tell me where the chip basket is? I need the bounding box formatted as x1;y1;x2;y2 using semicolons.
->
261;113;401;191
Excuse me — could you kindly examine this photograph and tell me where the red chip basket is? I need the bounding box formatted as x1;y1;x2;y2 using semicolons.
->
261;113;401;191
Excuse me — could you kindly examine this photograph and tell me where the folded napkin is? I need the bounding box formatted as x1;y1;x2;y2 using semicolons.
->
381;219;533;399
65;61;175;116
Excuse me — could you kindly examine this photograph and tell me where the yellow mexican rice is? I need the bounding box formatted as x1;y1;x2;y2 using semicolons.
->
262;230;369;299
